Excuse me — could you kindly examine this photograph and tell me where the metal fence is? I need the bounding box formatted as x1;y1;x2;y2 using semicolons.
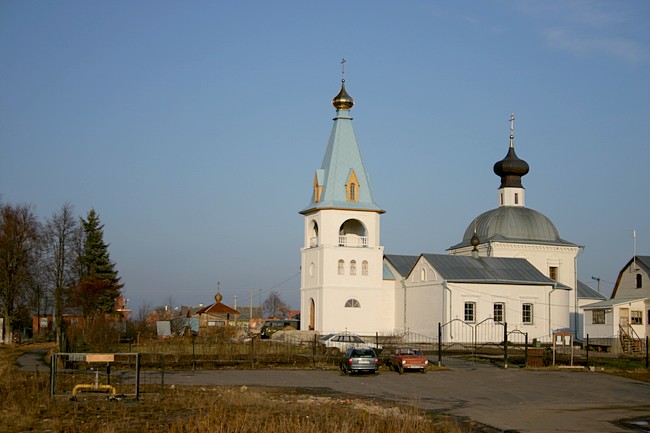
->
50;353;164;398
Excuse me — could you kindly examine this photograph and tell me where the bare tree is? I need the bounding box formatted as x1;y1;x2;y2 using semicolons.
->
0;204;40;343
262;291;289;319
42;203;81;346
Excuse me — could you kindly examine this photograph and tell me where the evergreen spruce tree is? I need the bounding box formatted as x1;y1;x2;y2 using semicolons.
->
75;209;123;316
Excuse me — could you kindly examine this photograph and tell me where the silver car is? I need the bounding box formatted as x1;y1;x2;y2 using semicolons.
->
339;347;379;375
320;332;381;354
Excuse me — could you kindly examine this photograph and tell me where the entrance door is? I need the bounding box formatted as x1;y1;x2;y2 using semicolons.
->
620;308;630;333
309;298;315;331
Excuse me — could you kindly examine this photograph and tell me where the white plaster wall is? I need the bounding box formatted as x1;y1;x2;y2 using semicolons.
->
300;208;392;335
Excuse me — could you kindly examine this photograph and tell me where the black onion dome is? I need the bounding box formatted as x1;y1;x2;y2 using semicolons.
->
493;147;529;188
332;82;354;110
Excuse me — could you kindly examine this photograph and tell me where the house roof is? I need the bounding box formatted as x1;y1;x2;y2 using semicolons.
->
577;280;607;300
421;254;565;287
581;297;647;310
195;301;239;316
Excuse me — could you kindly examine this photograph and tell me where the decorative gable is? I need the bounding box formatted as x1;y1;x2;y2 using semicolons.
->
345;169;360;202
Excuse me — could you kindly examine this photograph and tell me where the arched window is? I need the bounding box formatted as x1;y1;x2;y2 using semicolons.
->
637;274;642;289
420;268;426;281
350;260;357;275
309;220;319;248
338;259;345;275
362;260;368;276
345;299;361;308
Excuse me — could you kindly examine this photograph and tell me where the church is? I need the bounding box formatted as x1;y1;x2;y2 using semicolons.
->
299;77;581;342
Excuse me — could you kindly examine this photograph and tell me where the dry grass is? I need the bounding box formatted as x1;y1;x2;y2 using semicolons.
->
0;343;466;433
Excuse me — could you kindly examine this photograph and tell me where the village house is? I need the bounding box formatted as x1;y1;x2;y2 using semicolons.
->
582;255;649;353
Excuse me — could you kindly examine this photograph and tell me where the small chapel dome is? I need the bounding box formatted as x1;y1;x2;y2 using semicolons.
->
332;81;354;110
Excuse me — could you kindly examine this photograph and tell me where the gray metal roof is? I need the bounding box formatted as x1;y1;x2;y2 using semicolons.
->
449;206;578;250
576;280;607;300
422;254;561;287
384;254;419;277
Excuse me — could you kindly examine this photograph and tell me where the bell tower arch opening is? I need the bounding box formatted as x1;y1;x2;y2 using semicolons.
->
338;219;367;247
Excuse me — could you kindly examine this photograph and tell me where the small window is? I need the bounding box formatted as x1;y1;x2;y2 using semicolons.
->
350;260;357;276
420;268;426;281
349;183;356;201
493;303;505;322
345;299;361;308
592;309;605;324
464;302;476;323
362;260;368;276
636;274;642;289
338;259;345;275
631;310;643;325
500;193;503;206
514;193;519;204
522;303;533;324
549;266;558;281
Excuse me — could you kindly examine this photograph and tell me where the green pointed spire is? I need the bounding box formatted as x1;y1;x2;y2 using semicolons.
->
301;80;383;214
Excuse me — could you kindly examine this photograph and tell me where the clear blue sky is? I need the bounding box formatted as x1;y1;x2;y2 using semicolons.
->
2;1;648;313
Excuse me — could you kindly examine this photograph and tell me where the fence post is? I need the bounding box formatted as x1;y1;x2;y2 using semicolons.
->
503;322;508;369
438;322;442;367
161;353;165;391
312;334;317;368
135;353;140;400
646;336;648;370
586;334;589;369
524;332;528;368
251;336;255;368
49;353;56;398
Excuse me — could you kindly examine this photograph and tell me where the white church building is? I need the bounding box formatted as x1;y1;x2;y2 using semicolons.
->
299;78;582;343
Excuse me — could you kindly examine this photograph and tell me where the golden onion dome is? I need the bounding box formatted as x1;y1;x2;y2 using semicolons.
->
215;292;223;303
332;81;354;110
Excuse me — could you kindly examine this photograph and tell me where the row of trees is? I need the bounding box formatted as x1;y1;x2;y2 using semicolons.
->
0;202;123;345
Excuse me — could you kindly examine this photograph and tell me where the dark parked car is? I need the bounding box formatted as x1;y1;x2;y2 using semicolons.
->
339;347;379;375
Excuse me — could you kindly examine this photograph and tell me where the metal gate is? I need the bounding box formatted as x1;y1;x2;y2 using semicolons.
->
438;320;528;367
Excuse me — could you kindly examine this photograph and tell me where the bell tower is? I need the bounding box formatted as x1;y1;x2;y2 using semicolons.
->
299;65;386;334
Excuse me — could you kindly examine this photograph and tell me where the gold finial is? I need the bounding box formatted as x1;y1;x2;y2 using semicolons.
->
332;58;354;110
215;281;222;303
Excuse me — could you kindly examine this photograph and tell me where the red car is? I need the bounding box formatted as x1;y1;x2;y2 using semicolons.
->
388;347;429;373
